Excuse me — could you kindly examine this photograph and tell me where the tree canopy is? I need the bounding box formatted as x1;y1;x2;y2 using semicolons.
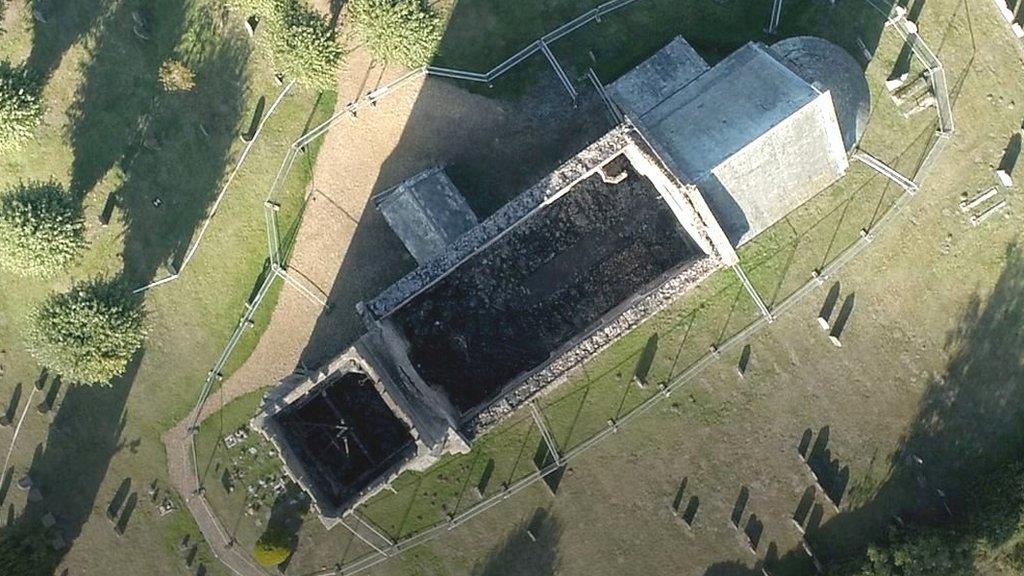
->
0;60;43;153
836;460;1024;576
349;0;443;69
0;525;57;576
253;526;293;566
0;180;86;277
234;0;343;90
29;278;147;385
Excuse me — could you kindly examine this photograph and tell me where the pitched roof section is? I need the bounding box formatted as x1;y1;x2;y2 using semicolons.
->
607;37;709;118
610;38;851;246
374;167;479;265
638;42;822;181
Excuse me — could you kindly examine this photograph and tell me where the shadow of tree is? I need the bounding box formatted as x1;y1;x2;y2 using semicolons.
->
703;243;1024;575
65;0;182;198
264;482;310;571
64;0;249;283
113;8;250;284
26;0;108;80
471;507;562;576
0;352;142;573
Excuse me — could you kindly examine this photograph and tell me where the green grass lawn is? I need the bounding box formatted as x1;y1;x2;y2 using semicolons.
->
0;0;334;573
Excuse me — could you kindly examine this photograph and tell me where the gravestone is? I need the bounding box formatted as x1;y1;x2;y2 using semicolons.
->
245;16;259;37
737;345;751;377
731;486;750;527
681;495;699;527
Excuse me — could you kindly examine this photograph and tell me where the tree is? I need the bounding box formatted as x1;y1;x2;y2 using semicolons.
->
0;60;43;153
0;180;86;277
349;0;442;68
270;0;344;89
834;460;1024;576
159;59;196;92
252;526;293;566
849;528;974;576
29;278;147;385
0;524;56;576
233;0;343;90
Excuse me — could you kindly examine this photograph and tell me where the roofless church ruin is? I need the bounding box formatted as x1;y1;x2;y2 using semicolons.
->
254;35;871;526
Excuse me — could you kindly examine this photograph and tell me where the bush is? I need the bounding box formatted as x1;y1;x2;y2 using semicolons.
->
850;528;975;576
0;524;57;576
0;60;43;153
159;59;196;92
29;278;147;385
233;0;343;90
0;181;86;277
253;527;293;566
834;461;1024;576
349;0;442;68
270;0;344;89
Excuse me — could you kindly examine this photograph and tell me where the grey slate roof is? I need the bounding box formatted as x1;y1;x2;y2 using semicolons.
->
374;167;478;265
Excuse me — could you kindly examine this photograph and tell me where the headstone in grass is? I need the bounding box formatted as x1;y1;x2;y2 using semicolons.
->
245;15;259;37
737;344;751;377
99;192;118;227
241;96;266;143
681;495;699;527
997;131;1022;186
730;486;750;528
132;11;151;41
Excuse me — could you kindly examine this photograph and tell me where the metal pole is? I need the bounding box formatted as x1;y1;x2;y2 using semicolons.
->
0;387;38;475
853;151;919;192
274;266;329;310
767;0;784;34
529;402;563;466
539;40;578;101
732;264;774;323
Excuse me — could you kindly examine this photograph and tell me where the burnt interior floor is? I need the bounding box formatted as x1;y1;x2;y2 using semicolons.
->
393;156;698;414
275;372;415;509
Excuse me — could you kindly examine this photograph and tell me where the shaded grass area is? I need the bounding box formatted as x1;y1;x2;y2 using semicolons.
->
0;0;336;573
